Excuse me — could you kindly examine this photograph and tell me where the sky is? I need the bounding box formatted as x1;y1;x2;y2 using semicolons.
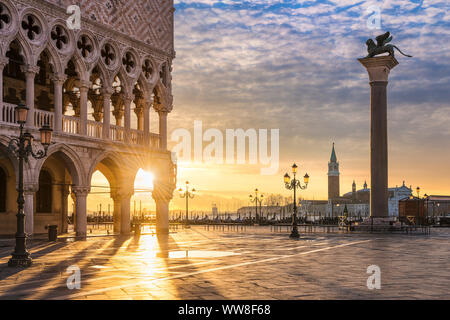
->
91;0;450;213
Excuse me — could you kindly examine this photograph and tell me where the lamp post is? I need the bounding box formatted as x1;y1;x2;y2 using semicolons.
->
424;194;429;225
8;103;52;267
179;181;195;228
284;163;309;239
249;189;264;224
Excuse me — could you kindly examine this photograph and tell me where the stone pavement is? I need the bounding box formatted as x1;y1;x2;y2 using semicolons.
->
0;226;448;300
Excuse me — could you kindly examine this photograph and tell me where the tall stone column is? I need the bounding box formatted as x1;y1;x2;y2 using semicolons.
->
144;100;151;144
123;94;134;143
102;88;113;139
158;111;168;150
51;74;67;133
134;106;144;131
61;185;70;233
0;57;9;111
152;175;175;234
359;56;398;218
78;81;90;136
24;185;37;236
72;186;90;237
20;65;40;127
112;195;121;233
120;190;133;235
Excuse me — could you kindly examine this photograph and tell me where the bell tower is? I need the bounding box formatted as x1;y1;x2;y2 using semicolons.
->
328;143;340;199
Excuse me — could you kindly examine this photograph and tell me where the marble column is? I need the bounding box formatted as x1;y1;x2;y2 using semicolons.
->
72;186;90;237
152;179;174;235
359;56;398;218
154;198;170;234
144;100;151;145
120;190;133;234
51;74;67;133
78;81;90;136
20;65;40;127
102;88;113;139
123;94;134;143
0;57;9;111
158;111;168;150
112;195;121;234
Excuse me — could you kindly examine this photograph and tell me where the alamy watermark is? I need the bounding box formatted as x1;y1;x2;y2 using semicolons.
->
66;5;81;30
66;265;81;290
171;121;279;175
366;265;381;290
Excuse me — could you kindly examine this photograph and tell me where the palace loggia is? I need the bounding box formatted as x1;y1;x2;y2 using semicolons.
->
0;0;177;236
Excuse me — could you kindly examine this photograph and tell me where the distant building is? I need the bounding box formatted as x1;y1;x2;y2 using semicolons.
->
328;143;340;200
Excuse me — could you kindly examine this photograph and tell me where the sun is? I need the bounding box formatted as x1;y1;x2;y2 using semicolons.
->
134;169;154;190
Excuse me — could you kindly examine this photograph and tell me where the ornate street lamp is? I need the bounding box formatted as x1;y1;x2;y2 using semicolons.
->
8;103;52;267
179;181;195;228
249;188;264;224
284;163;309;239
416;186;420;198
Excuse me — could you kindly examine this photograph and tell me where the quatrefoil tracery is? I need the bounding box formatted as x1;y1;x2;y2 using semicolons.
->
77;35;93;59
0;4;11;30
101;44;115;66
51;25;68;50
22;15;41;41
122;52;135;73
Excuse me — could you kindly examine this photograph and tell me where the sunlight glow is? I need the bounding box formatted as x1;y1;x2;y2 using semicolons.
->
134;169;154;190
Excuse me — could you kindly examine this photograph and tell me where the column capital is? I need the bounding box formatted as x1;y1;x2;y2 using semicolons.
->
152;182;175;202
20;64;40;76
24;184;39;193
50;73;67;85
358;56;398;82
0;56;9;69
102;87;115;98
78;80;92;91
123;93;135;105
111;190;134;201
72;186;90;197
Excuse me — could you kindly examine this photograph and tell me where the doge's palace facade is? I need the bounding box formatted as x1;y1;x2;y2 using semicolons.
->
0;0;177;236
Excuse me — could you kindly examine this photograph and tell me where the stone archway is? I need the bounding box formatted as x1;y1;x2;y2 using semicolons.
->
33;144;84;235
88;151;136;234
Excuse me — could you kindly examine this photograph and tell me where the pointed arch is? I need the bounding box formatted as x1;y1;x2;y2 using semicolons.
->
33;143;85;187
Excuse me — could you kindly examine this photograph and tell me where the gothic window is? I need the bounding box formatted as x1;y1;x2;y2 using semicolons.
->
0;3;11;30
4;41;25;81
36;170;52;213
21;15;41;41
0;167;6;212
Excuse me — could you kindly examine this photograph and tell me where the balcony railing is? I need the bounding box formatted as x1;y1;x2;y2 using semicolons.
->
0;104;159;148
1;103;17;125
63;115;80;135
87;120;102;139
34;109;54;128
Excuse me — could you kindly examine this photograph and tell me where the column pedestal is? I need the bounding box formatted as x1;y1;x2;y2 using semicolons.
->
359;55;398;219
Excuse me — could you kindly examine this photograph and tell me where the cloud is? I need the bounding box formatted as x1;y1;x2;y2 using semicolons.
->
169;0;450;200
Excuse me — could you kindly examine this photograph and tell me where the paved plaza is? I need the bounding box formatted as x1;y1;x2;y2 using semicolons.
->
0;226;448;300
